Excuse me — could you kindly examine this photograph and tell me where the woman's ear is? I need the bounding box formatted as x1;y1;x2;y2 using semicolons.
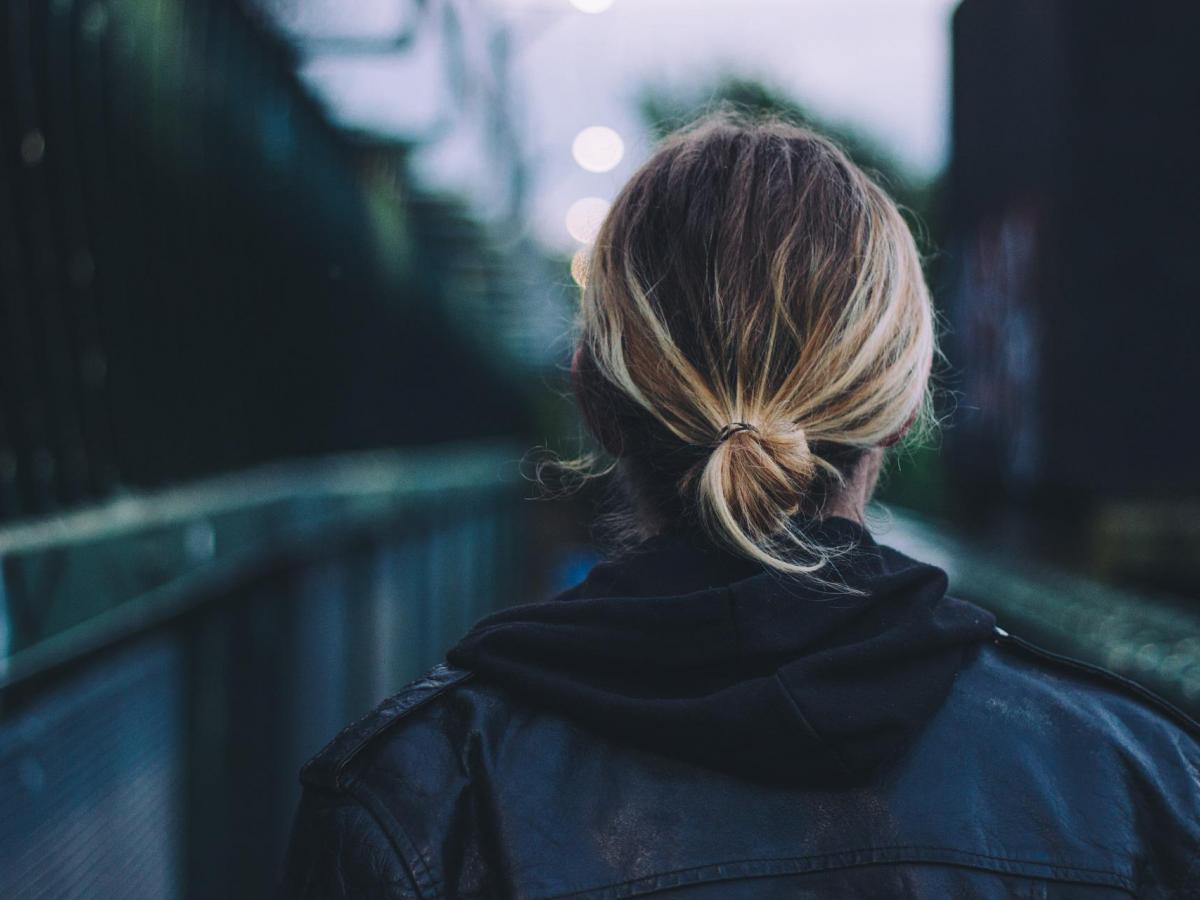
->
879;409;918;448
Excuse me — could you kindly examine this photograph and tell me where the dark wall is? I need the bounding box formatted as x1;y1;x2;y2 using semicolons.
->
946;0;1200;501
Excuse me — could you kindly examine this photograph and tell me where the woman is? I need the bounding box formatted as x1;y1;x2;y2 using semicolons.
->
280;114;1200;897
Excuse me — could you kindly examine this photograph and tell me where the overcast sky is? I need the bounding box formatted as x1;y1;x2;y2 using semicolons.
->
297;0;961;250
497;0;960;248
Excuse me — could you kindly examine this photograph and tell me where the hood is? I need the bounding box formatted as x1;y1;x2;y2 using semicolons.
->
445;516;995;785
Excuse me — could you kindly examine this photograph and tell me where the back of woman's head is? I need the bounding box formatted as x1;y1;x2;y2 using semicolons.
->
572;111;935;575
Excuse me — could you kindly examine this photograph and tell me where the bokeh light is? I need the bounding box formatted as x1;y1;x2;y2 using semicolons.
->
572;126;624;173
565;197;609;243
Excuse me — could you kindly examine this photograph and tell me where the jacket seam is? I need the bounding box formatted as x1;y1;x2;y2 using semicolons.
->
546;845;1136;899
326;668;476;790
994;630;1200;737
348;780;442;900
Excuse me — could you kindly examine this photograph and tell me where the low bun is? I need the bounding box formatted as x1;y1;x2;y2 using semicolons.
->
694;419;821;568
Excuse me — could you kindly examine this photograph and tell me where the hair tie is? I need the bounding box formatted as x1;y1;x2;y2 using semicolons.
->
715;422;758;444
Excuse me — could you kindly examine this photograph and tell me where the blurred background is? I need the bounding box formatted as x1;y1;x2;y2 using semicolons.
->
1;0;1197;895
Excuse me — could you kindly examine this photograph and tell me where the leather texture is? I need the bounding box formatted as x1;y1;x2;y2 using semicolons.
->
279;633;1200;898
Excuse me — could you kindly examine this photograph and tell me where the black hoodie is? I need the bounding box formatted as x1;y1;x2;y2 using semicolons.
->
445;516;996;785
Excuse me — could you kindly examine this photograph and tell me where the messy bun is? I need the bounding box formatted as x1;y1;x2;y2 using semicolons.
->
571;111;935;575
698;420;815;548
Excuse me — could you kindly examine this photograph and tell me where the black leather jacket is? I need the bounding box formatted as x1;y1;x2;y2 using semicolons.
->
280;520;1200;898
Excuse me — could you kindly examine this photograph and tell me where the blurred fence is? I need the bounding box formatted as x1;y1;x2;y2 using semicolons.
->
883;506;1200;719
0;441;526;899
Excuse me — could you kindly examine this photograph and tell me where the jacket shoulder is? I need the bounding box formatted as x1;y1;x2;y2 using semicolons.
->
300;662;475;792
989;627;1200;742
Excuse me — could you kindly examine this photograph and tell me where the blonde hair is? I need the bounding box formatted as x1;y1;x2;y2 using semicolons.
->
572;112;935;575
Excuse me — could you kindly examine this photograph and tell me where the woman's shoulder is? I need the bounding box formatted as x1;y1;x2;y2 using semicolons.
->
297;662;477;796
281;640;1200;899
281;663;500;898
976;626;1200;749
929;626;1200;839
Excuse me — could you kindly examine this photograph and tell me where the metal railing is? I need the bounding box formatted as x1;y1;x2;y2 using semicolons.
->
0;441;527;899
5;470;1197;899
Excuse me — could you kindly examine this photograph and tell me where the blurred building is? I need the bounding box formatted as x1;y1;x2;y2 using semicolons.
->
945;0;1200;587
0;0;570;525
